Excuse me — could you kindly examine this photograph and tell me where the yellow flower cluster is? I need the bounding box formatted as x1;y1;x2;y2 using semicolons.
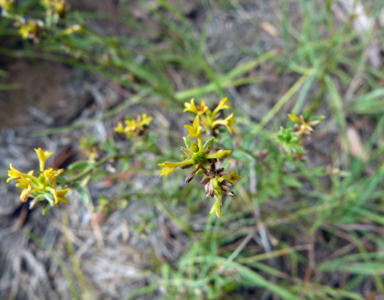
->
0;0;14;11
158;116;232;178
184;97;236;134
288;113;321;136
18;20;42;40
158;113;240;218
40;0;67;17
7;148;68;209
114;113;153;138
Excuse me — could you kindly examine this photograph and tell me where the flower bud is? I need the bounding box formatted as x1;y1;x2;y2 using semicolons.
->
214;150;231;159
191;142;199;153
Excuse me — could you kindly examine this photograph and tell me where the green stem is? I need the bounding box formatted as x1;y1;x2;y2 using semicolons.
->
65;154;132;184
198;136;203;150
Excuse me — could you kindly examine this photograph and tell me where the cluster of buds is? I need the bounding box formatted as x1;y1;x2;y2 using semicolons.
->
276;110;324;159
7;148;68;213
18;19;44;41
40;0;67;18
114;113;153;138
159;100;240;218
288;113;323;136
0;0;14;13
184;97;235;135
1;0;80;42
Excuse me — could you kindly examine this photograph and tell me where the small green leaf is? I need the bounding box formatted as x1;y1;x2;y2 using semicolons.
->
42;204;52;215
35;194;46;202
103;137;117;155
180;147;194;158
74;182;91;205
309;115;325;124
242;134;253;151
203;137;214;150
303;108;310;120
68;161;93;171
232;150;254;162
183;137;192;149
220;131;233;149
282;176;303;188
44;192;55;205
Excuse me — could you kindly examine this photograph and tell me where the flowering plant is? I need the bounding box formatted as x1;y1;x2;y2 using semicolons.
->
7;148;68;214
159;98;240;218
184;97;236;135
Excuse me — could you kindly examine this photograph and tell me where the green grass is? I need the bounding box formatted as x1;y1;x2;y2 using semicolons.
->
3;0;384;299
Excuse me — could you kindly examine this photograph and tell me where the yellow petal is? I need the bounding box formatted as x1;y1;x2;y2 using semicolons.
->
140;114;153;126
114;122;125;133
53;188;69;205
183;99;199;114
20;188;31;202
209;196;223;218
35;148;54;172
288;114;302;124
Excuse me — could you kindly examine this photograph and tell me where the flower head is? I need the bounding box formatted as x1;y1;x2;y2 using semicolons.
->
212;113;236;134
212;97;232;115
35;148;54;172
196;99;209;114
0;0;14;11
41;0;67;17
114;113;153;138
7;148;68;212
18;20;42;40
218;170;241;185
184;97;235;135
160;104;239;219
288;113;321;136
184;99;199;114
184;116;203;139
139;113;153;127
158;160;193;177
63;24;83;35
209;195;223;218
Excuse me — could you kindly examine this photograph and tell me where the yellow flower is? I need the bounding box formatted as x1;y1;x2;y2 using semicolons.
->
35;148;54;172
63;24;83;35
209;182;223;218
158;160;192;177
19;20;40;40
0;0;14;11
209;196;223;218
54;0;66;16
212;113;236;134
219;170;241;185
138;113;153;127
184;99;199;114
114;122;125;133
184;116;202;139
43;168;64;187
114;114;152;138
52;188;69;204
125;119;138;131
196;99;209;114
40;0;51;9
7;149;68;210
212;97;232;115
288;114;314;136
223;113;236;133
20;185;32;202
7;164;28;183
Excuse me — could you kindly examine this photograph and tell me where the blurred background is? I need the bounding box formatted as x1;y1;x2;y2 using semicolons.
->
1;0;384;299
